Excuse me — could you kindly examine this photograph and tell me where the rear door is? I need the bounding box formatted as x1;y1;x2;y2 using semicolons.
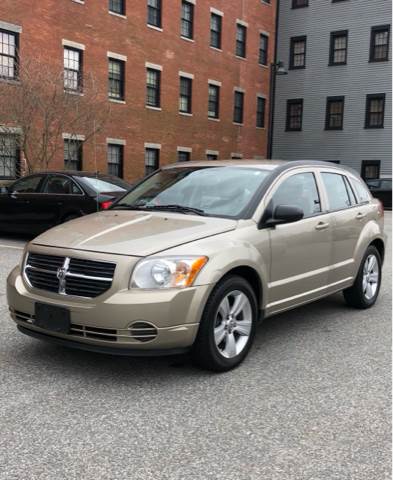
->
40;174;86;229
265;169;333;314
319;171;367;285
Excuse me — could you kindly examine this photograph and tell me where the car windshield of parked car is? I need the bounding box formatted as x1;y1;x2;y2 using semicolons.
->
113;167;270;218
78;176;128;193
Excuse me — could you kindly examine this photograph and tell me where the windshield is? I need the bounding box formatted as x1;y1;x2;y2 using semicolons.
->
78;176;128;193
112;167;270;218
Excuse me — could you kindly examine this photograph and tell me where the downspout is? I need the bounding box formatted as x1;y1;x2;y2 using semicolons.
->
267;0;280;159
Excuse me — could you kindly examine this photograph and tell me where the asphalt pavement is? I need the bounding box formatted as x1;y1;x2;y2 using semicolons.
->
0;215;391;480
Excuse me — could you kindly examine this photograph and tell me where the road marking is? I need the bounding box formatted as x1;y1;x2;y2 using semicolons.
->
0;244;24;250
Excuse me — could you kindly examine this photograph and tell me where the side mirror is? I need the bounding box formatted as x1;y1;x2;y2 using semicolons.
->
259;204;304;229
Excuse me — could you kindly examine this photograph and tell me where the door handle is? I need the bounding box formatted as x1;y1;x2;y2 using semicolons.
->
315;221;329;231
356;212;366;220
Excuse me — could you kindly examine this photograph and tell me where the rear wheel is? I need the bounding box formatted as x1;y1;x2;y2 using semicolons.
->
191;275;258;372
343;246;382;309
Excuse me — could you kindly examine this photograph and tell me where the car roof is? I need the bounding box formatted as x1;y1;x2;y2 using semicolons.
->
34;171;115;178
161;159;361;177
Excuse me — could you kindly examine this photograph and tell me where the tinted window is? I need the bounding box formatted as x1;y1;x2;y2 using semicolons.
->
351;178;371;204
271;173;321;218
11;176;42;193
44;176;82;195
322;173;352;210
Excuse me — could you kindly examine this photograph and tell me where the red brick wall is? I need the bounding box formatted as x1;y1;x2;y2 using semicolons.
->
0;0;276;182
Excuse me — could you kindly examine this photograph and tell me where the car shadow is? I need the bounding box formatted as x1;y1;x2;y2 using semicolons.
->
14;292;354;381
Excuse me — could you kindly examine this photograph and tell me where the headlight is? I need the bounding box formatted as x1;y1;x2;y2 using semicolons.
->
130;256;208;289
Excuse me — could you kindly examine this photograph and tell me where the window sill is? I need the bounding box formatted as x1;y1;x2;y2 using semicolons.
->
109;11;127;19
285;129;302;132
256;127;266;130
208;117;220;122
71;0;84;4
289;65;306;70
369;58;389;63
259;63;269;69
235;55;247;61
364;125;384;129
325;127;343;131
261;0;272;5
179;112;193;117
233;122;244;126
147;24;163;32
181;36;195;43
64;89;84;96
210;46;223;53
146;105;162;111
0;77;20;86
109;98;126;104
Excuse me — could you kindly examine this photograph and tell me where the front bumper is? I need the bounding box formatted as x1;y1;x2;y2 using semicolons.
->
7;265;213;353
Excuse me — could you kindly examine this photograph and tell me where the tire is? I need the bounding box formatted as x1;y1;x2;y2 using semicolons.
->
191;275;258;372
343;245;382;309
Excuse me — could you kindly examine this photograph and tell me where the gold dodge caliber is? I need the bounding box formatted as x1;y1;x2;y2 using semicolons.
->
7;161;385;371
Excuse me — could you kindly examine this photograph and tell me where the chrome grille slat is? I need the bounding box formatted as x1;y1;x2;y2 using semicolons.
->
24;253;116;298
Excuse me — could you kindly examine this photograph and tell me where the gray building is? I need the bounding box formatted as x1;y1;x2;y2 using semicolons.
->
272;0;392;180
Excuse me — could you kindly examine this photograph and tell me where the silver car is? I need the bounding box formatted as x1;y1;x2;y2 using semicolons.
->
7;160;386;371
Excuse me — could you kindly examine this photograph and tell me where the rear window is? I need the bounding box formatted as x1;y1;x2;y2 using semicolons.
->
321;173;352;211
78;176;127;193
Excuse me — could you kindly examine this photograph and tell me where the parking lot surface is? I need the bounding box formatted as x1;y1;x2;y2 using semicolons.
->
0;215;391;480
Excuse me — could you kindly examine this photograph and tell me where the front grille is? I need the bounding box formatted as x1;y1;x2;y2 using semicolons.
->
71;324;117;342
24;253;116;298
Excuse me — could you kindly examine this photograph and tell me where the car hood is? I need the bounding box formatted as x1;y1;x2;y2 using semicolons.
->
32;210;238;256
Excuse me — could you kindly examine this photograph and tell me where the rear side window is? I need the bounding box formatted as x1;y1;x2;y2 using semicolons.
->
44;175;82;195
271;172;321;218
351;178;371;204
321;173;352;210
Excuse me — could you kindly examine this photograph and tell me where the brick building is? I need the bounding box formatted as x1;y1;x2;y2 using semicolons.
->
0;0;276;183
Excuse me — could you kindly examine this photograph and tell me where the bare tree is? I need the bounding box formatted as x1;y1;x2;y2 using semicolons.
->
0;56;110;175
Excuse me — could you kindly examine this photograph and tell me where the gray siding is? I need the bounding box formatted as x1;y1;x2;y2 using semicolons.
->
273;0;392;177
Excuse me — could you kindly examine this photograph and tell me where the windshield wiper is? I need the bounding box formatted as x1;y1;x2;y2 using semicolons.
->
111;203;206;216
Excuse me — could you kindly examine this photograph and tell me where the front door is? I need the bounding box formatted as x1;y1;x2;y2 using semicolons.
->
264;170;333;315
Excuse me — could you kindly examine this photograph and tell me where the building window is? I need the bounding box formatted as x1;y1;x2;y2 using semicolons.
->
370;25;390;62
179;76;192;114
329;30;348;65
233;91;244;124
365;94;385;128
206;152;218;160
286;99;303;131
325;96;345;130
0;134;19;178
107;144;123;178
0;30;18;80
64;139;83;171
181;1;194;39
109;0;125;15
177;150;191;162
108;58;125;100
256;96;266;128
64;47;83;92
289;36;306;69
236;24;247;58
146;68;161;107
208;84;220;119
210;13;222;49
259;34;268;66
147;0;162;28
145;147;159;175
361;160;380;180
292;0;308;8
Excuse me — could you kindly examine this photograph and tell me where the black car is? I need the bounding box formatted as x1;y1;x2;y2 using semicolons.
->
366;178;392;210
0;171;131;235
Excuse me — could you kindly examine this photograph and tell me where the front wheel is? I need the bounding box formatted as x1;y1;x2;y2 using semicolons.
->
343;246;382;309
191;275;258;372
